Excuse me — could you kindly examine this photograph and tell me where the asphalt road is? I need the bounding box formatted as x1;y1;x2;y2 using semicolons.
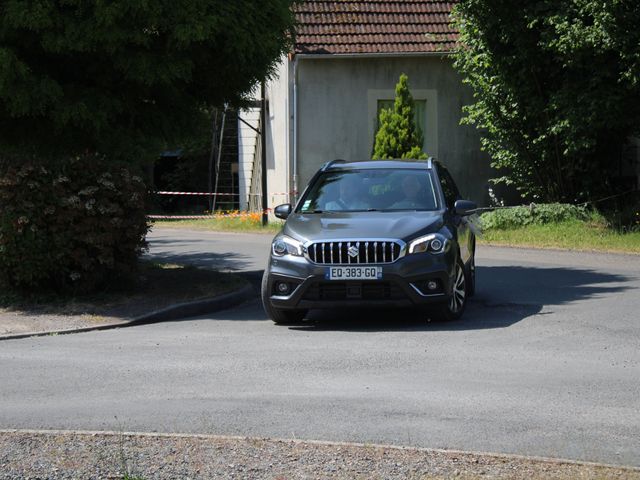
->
1;228;639;467
147;228;271;274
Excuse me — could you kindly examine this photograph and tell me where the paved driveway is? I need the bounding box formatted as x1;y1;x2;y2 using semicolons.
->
0;228;638;466
147;228;271;274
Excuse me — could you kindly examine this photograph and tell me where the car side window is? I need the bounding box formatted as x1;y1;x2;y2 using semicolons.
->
437;165;460;209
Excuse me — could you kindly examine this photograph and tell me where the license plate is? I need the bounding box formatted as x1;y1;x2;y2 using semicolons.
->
325;266;382;281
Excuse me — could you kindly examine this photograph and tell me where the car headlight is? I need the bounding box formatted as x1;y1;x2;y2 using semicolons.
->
272;235;303;257
408;233;448;254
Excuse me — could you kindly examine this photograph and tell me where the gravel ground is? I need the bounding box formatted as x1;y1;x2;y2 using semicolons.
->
0;310;128;336
1;431;638;480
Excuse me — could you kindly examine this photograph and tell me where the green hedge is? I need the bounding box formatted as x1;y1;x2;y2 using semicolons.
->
0;155;149;293
480;203;591;230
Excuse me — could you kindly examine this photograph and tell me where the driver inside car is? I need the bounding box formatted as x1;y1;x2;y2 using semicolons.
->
390;174;429;209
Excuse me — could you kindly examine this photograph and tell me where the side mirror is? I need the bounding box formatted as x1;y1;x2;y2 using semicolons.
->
274;203;293;220
454;199;477;216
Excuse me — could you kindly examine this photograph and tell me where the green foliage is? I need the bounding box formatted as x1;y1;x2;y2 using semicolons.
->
0;0;296;162
600;193;640;233
453;0;640;203
0;1;294;294
480;218;640;253
0;155;149;293
480;203;591;230
373;74;428;160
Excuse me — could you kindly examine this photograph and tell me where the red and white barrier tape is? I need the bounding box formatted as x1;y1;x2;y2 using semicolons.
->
153;191;296;197
154;191;238;196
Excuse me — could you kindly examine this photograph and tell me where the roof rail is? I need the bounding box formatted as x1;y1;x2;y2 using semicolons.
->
427;157;433;169
322;159;347;170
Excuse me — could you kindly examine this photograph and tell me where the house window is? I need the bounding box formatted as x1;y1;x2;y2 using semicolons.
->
368;89;438;158
376;99;427;144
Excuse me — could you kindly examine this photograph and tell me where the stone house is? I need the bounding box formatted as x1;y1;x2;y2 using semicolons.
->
237;0;492;211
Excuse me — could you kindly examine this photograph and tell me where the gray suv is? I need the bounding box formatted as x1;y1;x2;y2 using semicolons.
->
261;159;477;324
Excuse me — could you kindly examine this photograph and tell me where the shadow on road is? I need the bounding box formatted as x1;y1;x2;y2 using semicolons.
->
144;248;256;272
289;265;632;332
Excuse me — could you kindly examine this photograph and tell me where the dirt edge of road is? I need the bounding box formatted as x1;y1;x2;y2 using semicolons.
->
0;283;254;341
1;429;638;479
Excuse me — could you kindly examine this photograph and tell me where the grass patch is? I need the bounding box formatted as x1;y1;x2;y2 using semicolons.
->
479;203;640;254
0;260;248;316
151;217;283;234
480;219;640;254
480;203;591;230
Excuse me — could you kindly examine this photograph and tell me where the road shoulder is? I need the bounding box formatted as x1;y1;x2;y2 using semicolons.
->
0;283;254;341
1;430;638;479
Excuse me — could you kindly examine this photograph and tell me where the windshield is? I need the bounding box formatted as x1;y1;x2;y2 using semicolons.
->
297;169;440;213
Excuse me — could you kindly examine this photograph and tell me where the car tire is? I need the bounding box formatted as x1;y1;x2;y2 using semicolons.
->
467;247;476;298
432;258;468;322
261;271;307;325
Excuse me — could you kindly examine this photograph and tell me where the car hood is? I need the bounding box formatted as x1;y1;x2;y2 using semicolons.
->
283;211;444;243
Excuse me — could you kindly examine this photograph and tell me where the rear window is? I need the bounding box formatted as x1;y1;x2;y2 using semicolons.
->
297;169;440;213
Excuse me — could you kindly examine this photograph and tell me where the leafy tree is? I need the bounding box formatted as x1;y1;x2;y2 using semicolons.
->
373;74;428;160
0;1;295;293
0;0;296;161
453;0;640;203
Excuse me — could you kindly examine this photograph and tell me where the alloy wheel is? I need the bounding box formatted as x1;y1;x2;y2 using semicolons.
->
449;262;466;313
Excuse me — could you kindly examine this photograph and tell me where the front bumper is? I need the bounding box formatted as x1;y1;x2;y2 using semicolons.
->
266;249;456;310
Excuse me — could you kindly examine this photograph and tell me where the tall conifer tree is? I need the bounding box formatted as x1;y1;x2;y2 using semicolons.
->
373;74;427;160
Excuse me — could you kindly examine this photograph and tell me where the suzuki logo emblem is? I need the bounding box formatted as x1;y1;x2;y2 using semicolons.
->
347;245;359;258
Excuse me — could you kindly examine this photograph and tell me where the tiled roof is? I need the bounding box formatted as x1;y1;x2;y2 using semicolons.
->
294;1;458;55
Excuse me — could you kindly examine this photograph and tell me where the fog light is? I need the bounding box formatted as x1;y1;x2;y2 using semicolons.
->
430;239;443;251
427;280;438;291
276;282;290;294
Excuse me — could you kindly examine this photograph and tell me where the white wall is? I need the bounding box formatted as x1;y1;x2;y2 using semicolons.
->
263;54;493;207
237;107;260;211
265;57;293;210
295;56;491;204
238;63;292;213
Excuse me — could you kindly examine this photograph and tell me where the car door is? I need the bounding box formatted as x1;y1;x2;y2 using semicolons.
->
436;164;472;264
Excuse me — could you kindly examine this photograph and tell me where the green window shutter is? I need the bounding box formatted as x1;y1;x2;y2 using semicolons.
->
413;100;426;148
377;99;395;117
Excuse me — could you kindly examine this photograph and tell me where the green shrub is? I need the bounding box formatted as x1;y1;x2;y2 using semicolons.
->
480;203;591;230
0;155;149;293
597;191;640;233
372;73;427;160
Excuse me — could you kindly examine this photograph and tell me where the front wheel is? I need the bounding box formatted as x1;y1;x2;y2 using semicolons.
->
261;271;307;325
431;259;468;322
467;250;476;297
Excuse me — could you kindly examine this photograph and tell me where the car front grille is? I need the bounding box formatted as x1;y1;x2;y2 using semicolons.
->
302;282;406;301
306;240;402;265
